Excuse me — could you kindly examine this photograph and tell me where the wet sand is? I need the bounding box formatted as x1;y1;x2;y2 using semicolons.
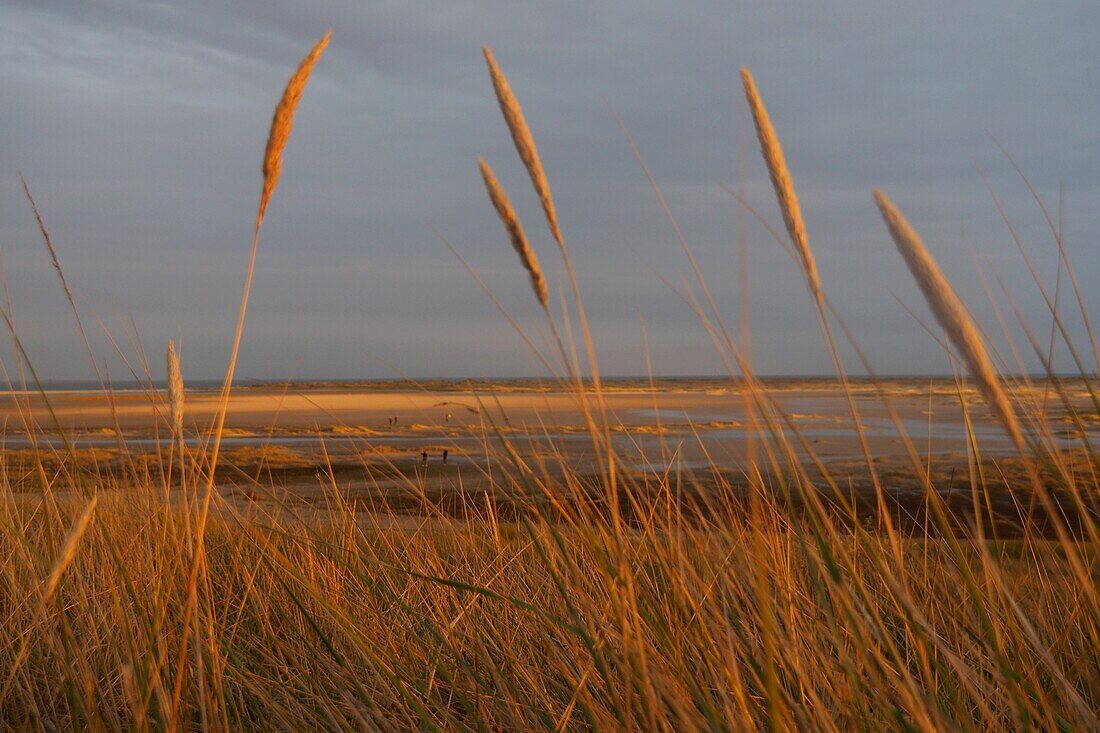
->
3;378;1096;534
2;377;1092;458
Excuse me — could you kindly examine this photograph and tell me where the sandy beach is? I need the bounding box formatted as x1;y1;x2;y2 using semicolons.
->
3;378;1093;489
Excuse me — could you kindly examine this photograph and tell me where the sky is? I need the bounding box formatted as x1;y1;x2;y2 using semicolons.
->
0;1;1097;382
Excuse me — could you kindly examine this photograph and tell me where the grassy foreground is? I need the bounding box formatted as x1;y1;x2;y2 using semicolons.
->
2;34;1098;731
1;482;1096;730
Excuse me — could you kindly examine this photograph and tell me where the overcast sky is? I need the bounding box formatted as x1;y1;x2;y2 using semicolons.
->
0;1;1096;382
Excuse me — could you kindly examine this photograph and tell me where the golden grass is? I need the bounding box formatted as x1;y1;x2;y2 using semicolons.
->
478;157;549;308
0;486;1094;729
259;31;331;225
167;340;184;438
483;46;563;247
740;69;821;307
20;175;75;314
209;30;331;480
874;189;1026;450
40;495;98;603
0;37;1096;733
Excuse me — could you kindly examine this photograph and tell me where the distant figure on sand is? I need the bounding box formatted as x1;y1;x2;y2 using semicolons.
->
442;449;448;465
421;450;428;465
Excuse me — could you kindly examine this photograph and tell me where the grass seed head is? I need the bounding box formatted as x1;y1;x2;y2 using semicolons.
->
167;340;184;437
42;495;98;604
482;46;563;247
259;30;331;225
479;158;549;309
740;68;822;306
874;189;1025;450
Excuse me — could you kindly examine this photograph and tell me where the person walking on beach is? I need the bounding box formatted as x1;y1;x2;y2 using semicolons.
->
421;450;428;466
442;449;448;465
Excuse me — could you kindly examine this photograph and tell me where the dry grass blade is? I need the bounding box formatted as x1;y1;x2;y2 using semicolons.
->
740;68;822;306
4;37;1098;731
739;71;887;500
43;495;98;603
482;46;563;247
20;174;105;383
167;340;184;437
259;30;331;225
211;29;331;468
190;37;333;704
478;158;549;308
481;46;613;495
0;494;99;705
874;189;1025;450
21;175;76;309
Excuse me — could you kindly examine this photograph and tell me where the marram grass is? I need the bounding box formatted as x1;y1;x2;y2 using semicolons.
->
740;68;822;308
259;31;331;225
0;39;1096;733
483;46;564;248
478;157;550;309
874;189;1025;450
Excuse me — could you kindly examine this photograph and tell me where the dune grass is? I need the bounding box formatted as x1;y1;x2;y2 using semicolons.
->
0;39;1097;732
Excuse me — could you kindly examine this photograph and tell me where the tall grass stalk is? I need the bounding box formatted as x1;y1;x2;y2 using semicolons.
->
0;41;1096;733
874;190;1025;451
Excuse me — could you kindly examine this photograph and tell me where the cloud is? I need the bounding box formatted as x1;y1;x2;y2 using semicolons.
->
0;1;1096;380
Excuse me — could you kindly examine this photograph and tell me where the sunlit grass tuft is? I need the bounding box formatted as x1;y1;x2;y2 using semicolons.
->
0;41;1095;733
